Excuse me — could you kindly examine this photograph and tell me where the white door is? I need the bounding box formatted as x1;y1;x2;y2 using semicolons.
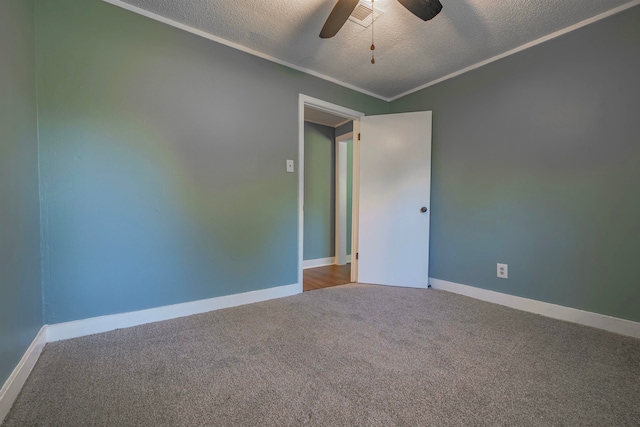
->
357;111;432;288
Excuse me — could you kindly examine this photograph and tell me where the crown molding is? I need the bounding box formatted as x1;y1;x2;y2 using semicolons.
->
102;0;640;103
101;0;391;102
389;0;640;101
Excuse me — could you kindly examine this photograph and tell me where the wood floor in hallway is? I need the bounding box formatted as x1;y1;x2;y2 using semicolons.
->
303;264;353;292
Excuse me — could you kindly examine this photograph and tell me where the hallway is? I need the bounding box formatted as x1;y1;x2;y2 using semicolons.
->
303;264;352;292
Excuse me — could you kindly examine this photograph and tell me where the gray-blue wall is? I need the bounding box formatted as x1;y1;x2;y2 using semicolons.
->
391;5;640;322
0;0;43;386
336;122;353;138
36;0;388;323
304;122;335;261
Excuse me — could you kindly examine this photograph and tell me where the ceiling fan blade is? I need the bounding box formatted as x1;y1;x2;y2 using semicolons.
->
397;0;443;21
319;0;360;38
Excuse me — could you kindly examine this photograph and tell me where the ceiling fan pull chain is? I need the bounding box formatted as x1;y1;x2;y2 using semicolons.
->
371;0;375;64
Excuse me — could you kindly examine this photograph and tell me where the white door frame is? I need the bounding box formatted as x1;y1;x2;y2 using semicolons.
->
298;94;364;293
335;132;353;266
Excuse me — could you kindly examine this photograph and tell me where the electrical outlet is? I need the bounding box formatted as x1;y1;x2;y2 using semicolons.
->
497;263;508;279
286;159;295;173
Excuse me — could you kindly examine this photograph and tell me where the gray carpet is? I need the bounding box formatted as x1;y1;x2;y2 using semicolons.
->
4;284;640;426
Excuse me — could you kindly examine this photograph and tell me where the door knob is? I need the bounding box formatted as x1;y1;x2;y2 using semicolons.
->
421;207;428;213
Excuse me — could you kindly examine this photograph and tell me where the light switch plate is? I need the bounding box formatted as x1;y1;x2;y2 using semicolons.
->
286;159;294;173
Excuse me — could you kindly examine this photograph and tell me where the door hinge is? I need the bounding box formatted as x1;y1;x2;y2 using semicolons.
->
356;252;359;260
358;133;361;141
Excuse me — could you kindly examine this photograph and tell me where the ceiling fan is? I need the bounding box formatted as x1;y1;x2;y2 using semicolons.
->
319;0;443;39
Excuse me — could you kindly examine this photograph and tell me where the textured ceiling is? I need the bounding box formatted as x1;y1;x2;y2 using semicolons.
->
113;0;637;100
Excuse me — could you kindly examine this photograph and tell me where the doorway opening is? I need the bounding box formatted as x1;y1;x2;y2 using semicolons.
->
335;131;354;267
298;95;363;292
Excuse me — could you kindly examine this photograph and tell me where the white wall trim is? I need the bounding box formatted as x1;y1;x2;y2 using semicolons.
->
102;0;640;102
0;326;47;424
303;257;336;269
46;283;299;342
1;284;300;417
389;0;640;101
100;0;389;102
102;0;640;103
7;279;636;420
300;95;365;120
429;278;640;339
335;131;354;144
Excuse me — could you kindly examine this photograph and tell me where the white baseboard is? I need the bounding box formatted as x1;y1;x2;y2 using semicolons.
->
46;283;300;342
302;256;352;269
429;278;640;339
303;257;335;269
1;284;300;419
0;326;47;424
